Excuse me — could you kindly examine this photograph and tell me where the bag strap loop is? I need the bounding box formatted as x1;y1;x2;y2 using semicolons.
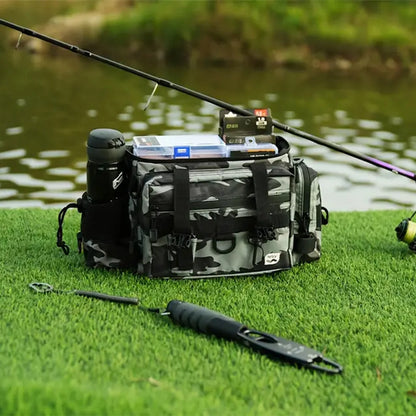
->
171;167;194;270
250;161;276;244
173;167;191;235
56;200;82;255
251;161;271;228
248;161;278;266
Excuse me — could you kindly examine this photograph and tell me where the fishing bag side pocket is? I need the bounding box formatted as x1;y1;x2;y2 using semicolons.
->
292;158;328;265
57;192;136;270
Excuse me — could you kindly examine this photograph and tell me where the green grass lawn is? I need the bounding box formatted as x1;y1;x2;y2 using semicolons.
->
0;208;415;415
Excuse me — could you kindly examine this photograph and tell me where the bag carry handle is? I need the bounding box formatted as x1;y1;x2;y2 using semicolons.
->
171;167;194;270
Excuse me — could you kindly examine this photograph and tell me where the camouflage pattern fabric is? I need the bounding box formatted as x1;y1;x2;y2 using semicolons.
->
83;240;123;269
129;138;297;278
76;136;326;277
292;158;324;265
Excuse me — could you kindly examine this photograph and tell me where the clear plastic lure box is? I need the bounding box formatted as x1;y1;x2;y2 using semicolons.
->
133;135;227;159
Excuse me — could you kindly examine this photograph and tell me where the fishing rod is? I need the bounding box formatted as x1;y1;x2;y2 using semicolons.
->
1;17;415;183
29;282;343;374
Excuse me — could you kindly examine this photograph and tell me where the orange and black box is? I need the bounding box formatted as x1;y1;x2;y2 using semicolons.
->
219;108;274;144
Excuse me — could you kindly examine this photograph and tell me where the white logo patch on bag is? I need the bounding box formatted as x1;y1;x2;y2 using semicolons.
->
264;252;280;265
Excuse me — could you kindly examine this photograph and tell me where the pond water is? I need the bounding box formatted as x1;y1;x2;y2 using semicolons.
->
1;33;416;212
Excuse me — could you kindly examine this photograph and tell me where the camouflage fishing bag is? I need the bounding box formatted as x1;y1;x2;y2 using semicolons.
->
57;135;327;278
126;136;326;278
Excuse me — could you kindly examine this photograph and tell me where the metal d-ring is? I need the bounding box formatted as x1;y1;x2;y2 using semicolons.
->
212;234;236;254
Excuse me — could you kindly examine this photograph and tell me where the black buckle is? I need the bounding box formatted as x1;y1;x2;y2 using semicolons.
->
254;226;276;243
170;233;193;249
248;226;277;266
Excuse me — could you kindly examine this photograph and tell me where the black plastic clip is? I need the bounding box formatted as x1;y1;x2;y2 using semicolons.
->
254;226;277;242
248;226;277;265
170;233;193;249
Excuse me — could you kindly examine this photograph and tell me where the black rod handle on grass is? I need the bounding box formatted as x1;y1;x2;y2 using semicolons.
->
166;299;246;342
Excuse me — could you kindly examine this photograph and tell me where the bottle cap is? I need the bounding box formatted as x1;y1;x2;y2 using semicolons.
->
87;128;126;163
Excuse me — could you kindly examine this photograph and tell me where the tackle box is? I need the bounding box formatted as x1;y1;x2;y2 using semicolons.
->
133;135;227;159
133;134;278;160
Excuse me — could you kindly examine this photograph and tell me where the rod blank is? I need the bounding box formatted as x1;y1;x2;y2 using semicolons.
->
1;18;415;182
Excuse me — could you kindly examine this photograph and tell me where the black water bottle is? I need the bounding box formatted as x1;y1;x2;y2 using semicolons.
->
82;128;134;269
86;128;126;203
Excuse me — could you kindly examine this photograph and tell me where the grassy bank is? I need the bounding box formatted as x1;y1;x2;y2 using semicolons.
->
101;0;416;71
1;208;415;415
2;0;416;73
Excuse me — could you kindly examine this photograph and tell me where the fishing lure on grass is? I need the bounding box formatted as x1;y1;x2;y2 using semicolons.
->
29;282;343;375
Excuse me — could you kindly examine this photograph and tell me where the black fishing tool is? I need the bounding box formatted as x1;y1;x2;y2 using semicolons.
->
29;282;343;374
0;17;415;183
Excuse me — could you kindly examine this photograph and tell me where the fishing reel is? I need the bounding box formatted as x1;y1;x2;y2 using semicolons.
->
395;211;416;252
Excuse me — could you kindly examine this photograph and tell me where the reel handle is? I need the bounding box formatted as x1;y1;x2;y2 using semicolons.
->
166;300;246;341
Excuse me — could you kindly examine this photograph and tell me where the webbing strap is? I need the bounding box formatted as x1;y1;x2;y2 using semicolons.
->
173;167;191;234
250;162;277;265
172;167;193;270
251;162;272;227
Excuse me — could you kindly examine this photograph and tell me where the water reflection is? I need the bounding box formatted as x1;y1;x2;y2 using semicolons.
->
0;48;415;211
20;158;50;169
0;149;26;159
5;126;24;136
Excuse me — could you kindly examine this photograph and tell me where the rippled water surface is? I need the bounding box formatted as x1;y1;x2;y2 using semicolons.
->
1;39;416;211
